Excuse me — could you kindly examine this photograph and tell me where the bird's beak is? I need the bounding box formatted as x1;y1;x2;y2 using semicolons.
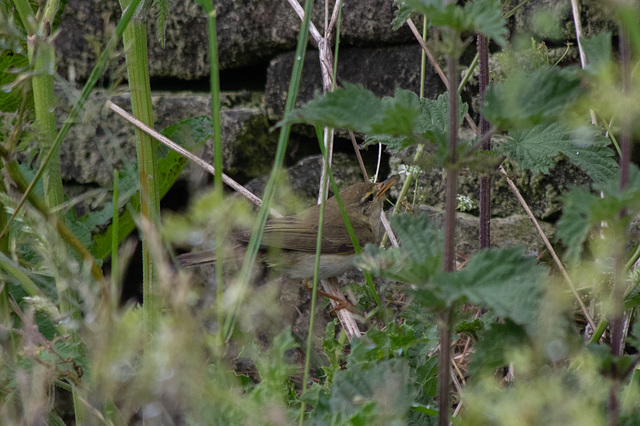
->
375;175;398;198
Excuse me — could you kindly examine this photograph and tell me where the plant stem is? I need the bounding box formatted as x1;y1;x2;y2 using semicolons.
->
440;18;458;426
119;0;161;333
223;0;315;341
478;34;491;249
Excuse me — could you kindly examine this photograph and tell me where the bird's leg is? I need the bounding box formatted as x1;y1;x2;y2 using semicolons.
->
301;279;353;312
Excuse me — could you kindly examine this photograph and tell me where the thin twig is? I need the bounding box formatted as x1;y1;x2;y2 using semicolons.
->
323;277;361;339
569;0;597;125
287;0;323;45
349;130;369;181
380;211;399;247
498;165;596;331
106;101;281;217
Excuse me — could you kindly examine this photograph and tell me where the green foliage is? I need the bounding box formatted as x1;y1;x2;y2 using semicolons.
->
152;0;170;48
468;320;529;376
89;115;210;259
391;2;416;31
430;247;545;327
309;322;439;424
581;32;612;75
326;359;414;424
495;38;550;76
280;84;415;134
403;0;508;46
557;165;640;262
364;92;468;156
484;65;581;129
0;52;29;112
498;123;618;184
356;213;443;286
360;214;544;328
280;85;467;159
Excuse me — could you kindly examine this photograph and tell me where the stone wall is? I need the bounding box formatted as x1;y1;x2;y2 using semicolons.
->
51;0;615;255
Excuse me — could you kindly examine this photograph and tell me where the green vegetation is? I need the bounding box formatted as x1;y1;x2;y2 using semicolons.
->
1;0;639;424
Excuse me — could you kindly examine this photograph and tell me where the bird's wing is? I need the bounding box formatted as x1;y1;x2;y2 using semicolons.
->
252;216;374;254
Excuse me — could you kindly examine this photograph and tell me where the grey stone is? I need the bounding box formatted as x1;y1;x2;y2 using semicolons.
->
54;0;414;82
416;205;554;258
389;150;592;221
508;0;615;41
55;89;271;188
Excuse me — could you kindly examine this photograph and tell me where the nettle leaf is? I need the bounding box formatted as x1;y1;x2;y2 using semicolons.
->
392;2;416;31
416;92;467;144
499;123;618;184
563;126;618;184
463;0;508;47
580;32;612;75
431;247;545;327
329;359;414;423
555;188;597;262
404;0;507;46
484;66;580;129
364;92;467;153
468;320;529;376
279;83;385;133
355;213;443;285
371;89;421;135
0;52;29;112
557;166;640;262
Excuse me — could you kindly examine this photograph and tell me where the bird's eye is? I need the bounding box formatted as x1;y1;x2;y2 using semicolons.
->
365;193;375;202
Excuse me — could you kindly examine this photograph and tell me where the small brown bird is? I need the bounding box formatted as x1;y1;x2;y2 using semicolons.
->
178;176;397;280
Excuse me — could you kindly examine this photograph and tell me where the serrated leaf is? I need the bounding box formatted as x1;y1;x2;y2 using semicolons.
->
555;187;597;262
580;32;612;75
279;83;384;132
431;247;545;326
464;0;509;47
392;2;417;31
468;320;528;376
153;0;170;48
0;52;29;112
562;126;618;184
364;92;467;153
499;123;618;184
404;0;507;46
557;166;640;262
484;66;580;129
355;213;443;285
329;359;414;423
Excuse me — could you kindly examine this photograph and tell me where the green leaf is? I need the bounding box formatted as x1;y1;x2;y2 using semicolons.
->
499;123;618;184
555;187;597;262
0;52;29;112
484;66;580;129
463;0;509;47
580;32;612;75
468;320;529;376
431;247;545;326
404;0;508;46
90;116;210;259
152;0;170;48
329;359;414;424
279;83;384;132
364;92;467;153
392;2;417;31
557;165;640;262
355;213;443;285
371;89;421;136
562;126;618;184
